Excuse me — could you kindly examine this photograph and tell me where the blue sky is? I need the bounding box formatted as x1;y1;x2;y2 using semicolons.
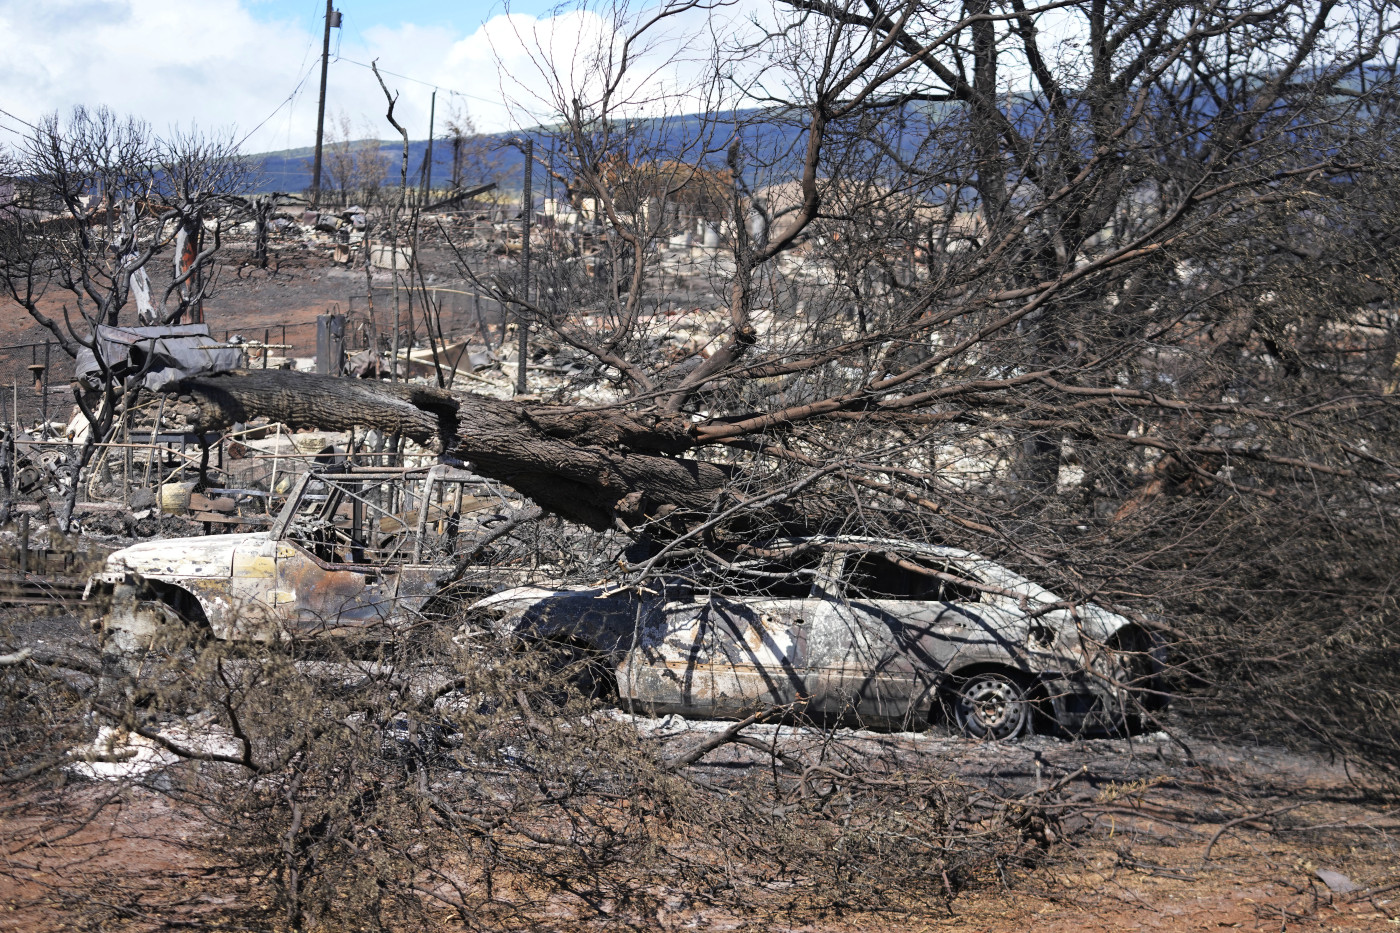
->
247;0;563;33
0;0;1105;156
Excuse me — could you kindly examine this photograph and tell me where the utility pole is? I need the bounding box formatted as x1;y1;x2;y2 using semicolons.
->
421;89;437;203
310;1;341;207
547;140;554;207
517;137;532;395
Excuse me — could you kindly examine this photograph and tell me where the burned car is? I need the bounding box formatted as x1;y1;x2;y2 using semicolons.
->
86;465;510;648
472;538;1168;738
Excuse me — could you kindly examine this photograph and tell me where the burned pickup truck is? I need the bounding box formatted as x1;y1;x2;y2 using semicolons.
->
86;465;515;649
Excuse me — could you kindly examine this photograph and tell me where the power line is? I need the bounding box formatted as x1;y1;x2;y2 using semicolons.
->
236;2;326;151
332;54;521;111
237;57;323;149
0;106;37;131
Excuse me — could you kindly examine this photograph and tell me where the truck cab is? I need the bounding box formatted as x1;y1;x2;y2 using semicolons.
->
87;465;507;643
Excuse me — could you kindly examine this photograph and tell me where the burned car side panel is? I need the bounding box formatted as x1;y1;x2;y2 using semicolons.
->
87;466;495;642
621;598;811;717
275;542;400;633
480;589;813;717
803;599;992;723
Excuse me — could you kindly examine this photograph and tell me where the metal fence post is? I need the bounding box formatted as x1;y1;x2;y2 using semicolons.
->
18;513;28;576
40;341;50;438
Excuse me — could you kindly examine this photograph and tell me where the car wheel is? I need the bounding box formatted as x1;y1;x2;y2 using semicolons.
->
1105;626;1171;733
545;640;617;703
951;672;1031;740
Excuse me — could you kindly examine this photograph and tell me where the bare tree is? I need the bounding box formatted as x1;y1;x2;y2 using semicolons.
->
3;108;246;336
319;111;391;208
441;100;503;195
174;0;1400;769
0;107;248;526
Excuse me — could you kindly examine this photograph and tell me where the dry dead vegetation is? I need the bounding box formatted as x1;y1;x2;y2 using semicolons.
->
3;0;1400;927
1;611;1396;932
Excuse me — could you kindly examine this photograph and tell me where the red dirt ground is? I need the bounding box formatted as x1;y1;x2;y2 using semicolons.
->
1;736;1395;932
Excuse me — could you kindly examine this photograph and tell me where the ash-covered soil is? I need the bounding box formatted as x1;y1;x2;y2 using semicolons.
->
0;606;92;654
1;725;1392;932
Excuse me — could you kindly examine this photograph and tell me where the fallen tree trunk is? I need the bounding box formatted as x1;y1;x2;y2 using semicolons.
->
164;370;731;531
458;400;730;530
166;369;460;447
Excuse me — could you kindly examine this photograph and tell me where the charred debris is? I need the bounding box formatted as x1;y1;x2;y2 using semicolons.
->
0;173;819;604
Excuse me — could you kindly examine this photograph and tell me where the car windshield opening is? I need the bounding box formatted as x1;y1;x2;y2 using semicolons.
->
703;547;824;599
843;551;982;602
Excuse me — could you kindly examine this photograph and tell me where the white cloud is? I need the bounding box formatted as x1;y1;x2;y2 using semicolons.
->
0;0;320;149
0;0;743;155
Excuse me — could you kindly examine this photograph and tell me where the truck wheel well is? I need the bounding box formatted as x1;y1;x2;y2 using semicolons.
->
143;581;210;629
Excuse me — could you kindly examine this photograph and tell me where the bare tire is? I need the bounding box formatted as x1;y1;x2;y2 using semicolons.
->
1107;626;1170;711
544;640;617;703
952;672;1030;740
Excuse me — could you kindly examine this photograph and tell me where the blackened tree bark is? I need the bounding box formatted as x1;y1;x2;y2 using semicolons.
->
166;370;732;531
167;370;459;446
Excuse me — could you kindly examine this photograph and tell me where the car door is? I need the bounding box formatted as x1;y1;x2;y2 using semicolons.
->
274;475;403;634
806;549;988;726
621;551;818;718
704;592;810;716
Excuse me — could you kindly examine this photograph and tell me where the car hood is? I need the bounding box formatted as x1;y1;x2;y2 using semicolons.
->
1066;603;1135;642
106;532;269;579
468;586;647;649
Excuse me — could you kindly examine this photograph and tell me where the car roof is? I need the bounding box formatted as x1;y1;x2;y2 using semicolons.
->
759;535;1051;596
764;535;987;564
